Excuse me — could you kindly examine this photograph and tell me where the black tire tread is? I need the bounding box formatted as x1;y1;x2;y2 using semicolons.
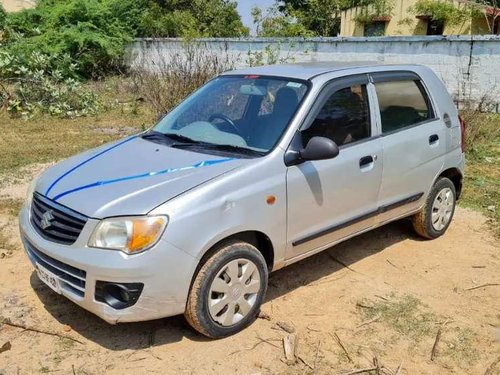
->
412;177;456;239
185;240;267;338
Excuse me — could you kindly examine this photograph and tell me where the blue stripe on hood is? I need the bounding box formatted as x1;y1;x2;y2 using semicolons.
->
45;135;139;197
52;158;234;201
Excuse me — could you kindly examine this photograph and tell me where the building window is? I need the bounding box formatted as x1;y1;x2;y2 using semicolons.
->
427;19;445;35
365;21;386;36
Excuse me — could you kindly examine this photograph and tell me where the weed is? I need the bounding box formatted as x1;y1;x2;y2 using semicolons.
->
0;198;24;216
358;294;438;341
0;224;10;251
459;112;500;237
443;327;480;367
56;338;75;352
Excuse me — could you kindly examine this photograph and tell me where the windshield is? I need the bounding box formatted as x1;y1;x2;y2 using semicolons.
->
151;75;309;155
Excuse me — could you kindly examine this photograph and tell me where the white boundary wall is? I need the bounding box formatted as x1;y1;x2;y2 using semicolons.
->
129;36;500;111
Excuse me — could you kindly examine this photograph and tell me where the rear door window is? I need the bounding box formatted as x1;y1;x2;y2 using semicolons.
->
374;80;434;133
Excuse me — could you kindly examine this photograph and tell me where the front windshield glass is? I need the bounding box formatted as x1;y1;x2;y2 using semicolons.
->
152;76;309;154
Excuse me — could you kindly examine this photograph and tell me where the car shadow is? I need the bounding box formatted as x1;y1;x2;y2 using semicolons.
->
30;219;417;351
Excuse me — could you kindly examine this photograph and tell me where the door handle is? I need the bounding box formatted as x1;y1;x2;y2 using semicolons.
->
359;155;374;167
429;134;439;144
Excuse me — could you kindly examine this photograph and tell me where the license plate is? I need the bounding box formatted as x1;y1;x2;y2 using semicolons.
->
36;263;61;294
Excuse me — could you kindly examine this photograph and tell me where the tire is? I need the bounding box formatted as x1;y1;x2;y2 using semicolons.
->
185;240;268;338
412;177;456;239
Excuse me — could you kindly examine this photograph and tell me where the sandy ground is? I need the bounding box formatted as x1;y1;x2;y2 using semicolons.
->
0;171;499;375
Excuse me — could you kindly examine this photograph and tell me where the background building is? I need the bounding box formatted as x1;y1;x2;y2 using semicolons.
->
340;0;500;36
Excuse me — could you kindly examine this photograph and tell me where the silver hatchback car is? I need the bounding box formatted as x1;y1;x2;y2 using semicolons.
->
19;62;465;338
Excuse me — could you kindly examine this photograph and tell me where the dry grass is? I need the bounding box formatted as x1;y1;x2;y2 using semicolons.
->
442;327;480;367
358;294;439;341
0;90;155;178
0;198;24;216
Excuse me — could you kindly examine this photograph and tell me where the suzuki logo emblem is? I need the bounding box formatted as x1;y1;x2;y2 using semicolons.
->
40;210;55;230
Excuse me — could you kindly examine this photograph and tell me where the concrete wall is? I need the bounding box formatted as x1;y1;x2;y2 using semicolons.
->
340;0;497;36
129;36;500;111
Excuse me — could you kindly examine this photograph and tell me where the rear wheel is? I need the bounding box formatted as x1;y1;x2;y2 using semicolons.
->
185;240;268;338
412;177;456;239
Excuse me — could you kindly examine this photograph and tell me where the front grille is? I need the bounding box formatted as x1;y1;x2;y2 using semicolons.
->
31;193;88;245
24;238;86;297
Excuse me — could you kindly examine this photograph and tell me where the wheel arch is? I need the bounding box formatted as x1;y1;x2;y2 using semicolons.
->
437;167;463;199
201;231;274;271
188;230;275;295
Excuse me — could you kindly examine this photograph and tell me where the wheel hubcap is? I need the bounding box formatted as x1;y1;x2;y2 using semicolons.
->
208;258;261;327
431;187;454;231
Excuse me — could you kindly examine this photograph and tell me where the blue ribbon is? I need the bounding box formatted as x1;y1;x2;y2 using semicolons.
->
52;158;234;201
45;135;139;197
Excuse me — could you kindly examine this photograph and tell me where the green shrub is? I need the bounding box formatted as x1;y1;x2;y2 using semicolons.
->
3;0;133;79
0;4;6;30
0;51;100;119
410;0;481;26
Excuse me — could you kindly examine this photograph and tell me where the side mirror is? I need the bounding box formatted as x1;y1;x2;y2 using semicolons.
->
300;136;339;162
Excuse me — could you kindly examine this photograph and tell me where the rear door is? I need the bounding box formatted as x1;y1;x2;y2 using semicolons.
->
285;75;383;260
371;72;447;223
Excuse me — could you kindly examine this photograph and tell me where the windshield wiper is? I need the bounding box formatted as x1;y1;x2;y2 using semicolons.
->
141;131;200;146
181;143;265;157
143;131;263;157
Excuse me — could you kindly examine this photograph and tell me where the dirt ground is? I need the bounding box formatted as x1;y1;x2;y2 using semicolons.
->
0;169;499;375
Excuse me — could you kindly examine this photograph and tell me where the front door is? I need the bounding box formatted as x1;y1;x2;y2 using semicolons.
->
285;76;383;261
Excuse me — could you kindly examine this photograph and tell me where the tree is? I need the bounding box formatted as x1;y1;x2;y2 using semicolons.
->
251;5;314;37
281;0;351;36
478;0;500;34
137;0;249;37
254;0;368;37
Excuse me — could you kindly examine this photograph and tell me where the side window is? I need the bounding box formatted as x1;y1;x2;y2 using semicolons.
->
302;84;371;146
375;80;434;133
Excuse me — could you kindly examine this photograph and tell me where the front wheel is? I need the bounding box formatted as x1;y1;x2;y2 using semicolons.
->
185;240;268;338
412;177;456;239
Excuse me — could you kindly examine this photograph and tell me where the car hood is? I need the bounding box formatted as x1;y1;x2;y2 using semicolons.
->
36;135;247;218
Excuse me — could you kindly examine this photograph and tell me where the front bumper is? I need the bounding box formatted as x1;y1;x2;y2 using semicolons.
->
19;203;198;324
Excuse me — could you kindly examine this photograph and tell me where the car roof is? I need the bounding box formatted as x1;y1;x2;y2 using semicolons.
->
221;61;423;81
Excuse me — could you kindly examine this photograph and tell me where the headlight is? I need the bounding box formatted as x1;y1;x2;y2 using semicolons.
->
88;216;168;254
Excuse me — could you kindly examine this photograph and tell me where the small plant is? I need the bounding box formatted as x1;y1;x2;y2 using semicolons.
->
354;0;395;24
245;42;296;67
